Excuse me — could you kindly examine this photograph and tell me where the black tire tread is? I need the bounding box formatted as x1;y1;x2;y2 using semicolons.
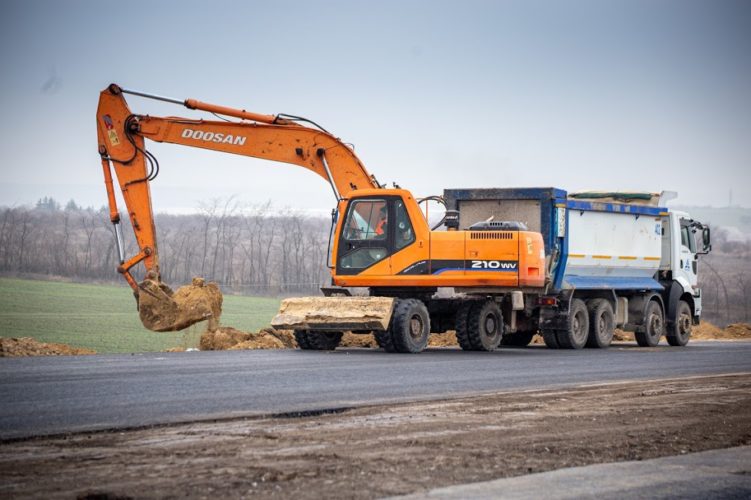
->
294;330;343;350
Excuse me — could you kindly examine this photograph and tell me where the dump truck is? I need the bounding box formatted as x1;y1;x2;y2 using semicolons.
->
97;84;710;353
443;188;711;348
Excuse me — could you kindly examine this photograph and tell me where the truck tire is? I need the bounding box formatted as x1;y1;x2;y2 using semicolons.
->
388;298;430;353
501;331;536;347
294;330;343;350
585;299;614;349
541;330;560;349
635;300;664;347
666;300;692;347
455;302;475;351
466;301;504;351
373;329;397;352
556;298;589;349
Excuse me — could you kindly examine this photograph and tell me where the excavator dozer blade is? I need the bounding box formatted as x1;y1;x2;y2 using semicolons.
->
270;296;395;332
137;277;223;332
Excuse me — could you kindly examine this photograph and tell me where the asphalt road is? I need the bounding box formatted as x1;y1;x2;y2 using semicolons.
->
2;341;750;440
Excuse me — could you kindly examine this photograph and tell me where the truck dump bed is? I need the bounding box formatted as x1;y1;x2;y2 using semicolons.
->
443;188;669;292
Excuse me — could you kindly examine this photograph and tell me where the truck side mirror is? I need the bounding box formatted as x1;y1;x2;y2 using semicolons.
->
701;226;711;253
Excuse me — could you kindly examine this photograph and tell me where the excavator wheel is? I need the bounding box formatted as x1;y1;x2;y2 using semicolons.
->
387;298;430;353
454;302;475;351
294;330;343;351
374;329;397;352
466;301;504;351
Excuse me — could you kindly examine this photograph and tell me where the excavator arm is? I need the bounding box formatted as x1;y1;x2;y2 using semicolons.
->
96;84;381;331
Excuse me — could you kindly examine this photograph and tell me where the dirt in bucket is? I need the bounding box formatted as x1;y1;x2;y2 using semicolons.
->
138;277;223;332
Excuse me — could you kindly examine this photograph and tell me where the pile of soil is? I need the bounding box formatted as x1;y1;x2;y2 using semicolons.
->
199;327;296;351
693;322;751;340
138;277;223;332
0;337;95;357
614;321;751;342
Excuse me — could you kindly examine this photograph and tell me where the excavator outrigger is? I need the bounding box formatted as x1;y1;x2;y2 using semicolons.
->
97;84;546;352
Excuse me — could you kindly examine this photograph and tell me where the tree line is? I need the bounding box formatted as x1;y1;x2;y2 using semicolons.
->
0;198;332;295
1;197;749;325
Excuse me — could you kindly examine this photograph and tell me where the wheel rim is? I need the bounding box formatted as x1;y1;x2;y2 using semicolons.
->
678;313;692;338
409;314;424;339
573;311;587;343
649;313;663;338
484;314;498;338
598;315;606;335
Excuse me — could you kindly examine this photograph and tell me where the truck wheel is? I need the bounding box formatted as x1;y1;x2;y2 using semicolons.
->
373;329;397;352
635;300;664;347
294;330;343;350
556;298;589;349
541;330;560;349
388;298;430;353
455;303;475;351
666;300;692;347
501;331;536;347
585;299;614;348
467;301;504;351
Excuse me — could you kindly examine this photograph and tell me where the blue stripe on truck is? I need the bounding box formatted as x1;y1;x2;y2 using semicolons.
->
564;275;664;290
561;199;666;217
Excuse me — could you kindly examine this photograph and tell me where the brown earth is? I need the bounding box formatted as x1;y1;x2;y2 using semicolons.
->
0;337;95;357
1;374;749;499
199;322;751;352
138;277;223;332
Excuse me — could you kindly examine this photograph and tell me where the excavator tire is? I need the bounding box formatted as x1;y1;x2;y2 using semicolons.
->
294;330;343;351
374;329;397;352
466;300;503;351
388;298;430;353
454;302;475;351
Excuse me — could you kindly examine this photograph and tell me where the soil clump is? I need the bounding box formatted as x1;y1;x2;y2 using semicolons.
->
138;277;222;332
0;338;95;357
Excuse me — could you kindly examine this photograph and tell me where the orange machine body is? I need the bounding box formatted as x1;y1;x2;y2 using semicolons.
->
329;189;545;289
96;84;545;296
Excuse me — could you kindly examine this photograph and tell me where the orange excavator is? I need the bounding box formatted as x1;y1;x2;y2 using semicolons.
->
97;84;545;353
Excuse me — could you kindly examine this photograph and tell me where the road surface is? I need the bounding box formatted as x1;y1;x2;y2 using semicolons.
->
2;341;750;439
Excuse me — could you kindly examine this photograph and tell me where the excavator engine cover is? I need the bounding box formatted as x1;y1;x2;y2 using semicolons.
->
138;277;223;332
271;296;395;332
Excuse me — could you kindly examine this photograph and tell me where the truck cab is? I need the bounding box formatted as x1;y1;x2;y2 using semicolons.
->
660;210;711;323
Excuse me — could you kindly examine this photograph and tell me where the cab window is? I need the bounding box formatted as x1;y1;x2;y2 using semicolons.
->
344;199;387;241
680;223;696;253
394;200;415;250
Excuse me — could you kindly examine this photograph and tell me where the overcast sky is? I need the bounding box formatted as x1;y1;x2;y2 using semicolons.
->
1;0;749;213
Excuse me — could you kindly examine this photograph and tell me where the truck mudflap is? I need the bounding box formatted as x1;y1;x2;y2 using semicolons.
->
270;296;395;332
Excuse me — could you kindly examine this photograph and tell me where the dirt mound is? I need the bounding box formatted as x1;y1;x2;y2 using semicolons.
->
693;322;751;340
614;321;751;341
138;277;222;332
341;332;378;348
200;327;297;351
724;323;751;338
0;337;95;357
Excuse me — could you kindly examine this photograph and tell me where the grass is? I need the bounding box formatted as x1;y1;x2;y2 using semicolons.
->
0;277;281;354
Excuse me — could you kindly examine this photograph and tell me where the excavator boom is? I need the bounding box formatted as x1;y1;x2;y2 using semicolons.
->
97;84;380;331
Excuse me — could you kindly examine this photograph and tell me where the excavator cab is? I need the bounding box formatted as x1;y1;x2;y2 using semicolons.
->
336;195;416;275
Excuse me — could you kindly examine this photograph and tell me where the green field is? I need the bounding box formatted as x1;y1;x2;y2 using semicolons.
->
0;278;281;353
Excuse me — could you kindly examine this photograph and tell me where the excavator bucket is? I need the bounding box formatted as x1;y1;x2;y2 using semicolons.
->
271;296;395;332
137;277;223;332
